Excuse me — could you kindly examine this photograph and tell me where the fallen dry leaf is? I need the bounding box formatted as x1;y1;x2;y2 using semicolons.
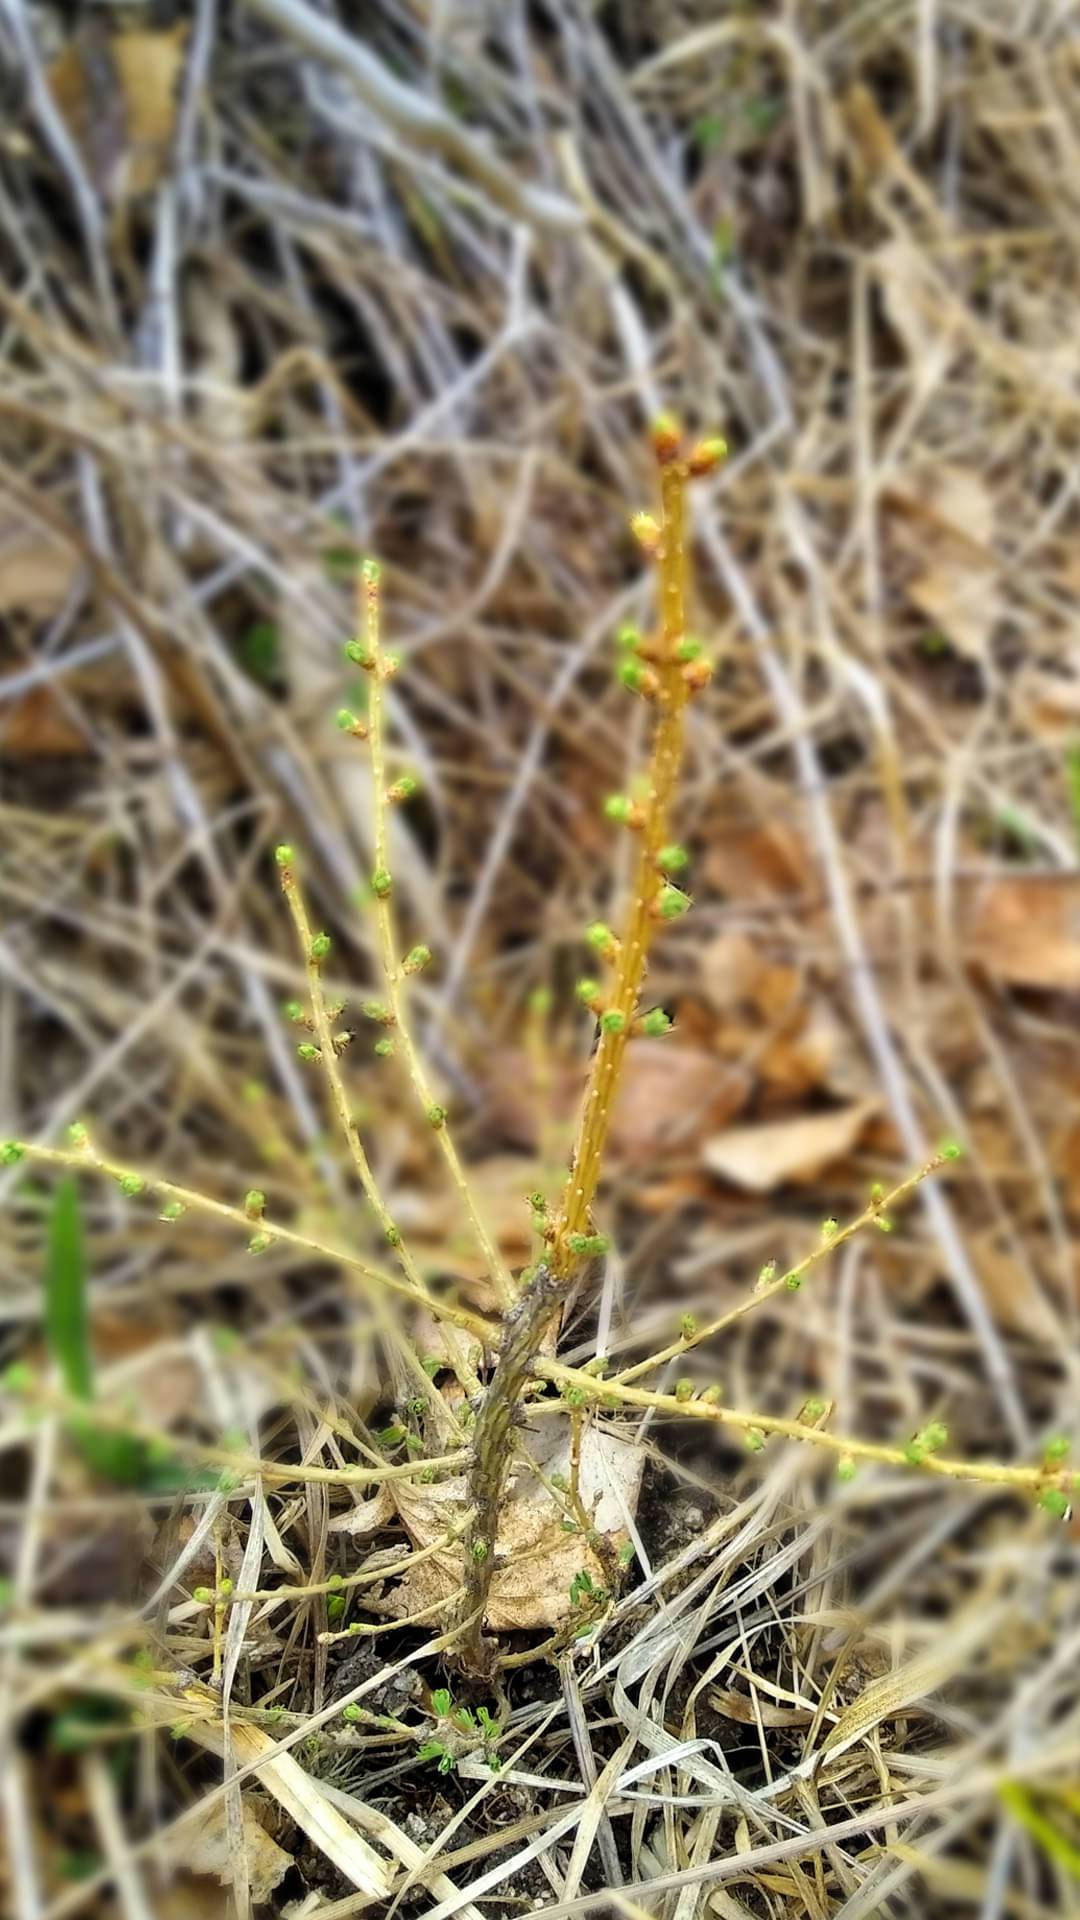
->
703;820;811;902
963;875;1080;991
609;1041;750;1168
386;1420;643;1631
0;519;82;613
181;1799;292;1907
901;466;999;657
409;1153;541;1282
51;24;188;202
0;685;88;758
703;1100;878;1193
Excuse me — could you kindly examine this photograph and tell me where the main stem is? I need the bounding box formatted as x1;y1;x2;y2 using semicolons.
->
454;442;696;1671
550;456;690;1273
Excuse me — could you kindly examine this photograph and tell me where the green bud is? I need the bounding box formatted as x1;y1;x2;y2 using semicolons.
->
218;1578;233;1598
567;1232;610;1257
618;1540;635;1566
373;1037;395;1058
756;1261;777;1290
361;1000;392;1024
600;1009;626;1034
387;775;419;802
657;844;689;873
370;867;392;899
675;1377;694;1403
675;636;704;663
385;1225;401;1247
0;1142;24;1166
117;1173;144;1198
657;885;691;920
310;932;332;962
297;1042;320;1062
549;1471;569;1492
274;844;294;867
68;1122;90;1150
699;1383;722;1404
1039;1486;1071;1519
192;1587;213;1606
604;794;633;823
784;1272;802;1292
244;1189;266;1218
576;978;602;1005
821;1218;839;1239
327;1594;345;1622
335;707;359;731
586;922;615;954
562;1387;587;1410
939;1139;962;1161
836;1454;857;1483
744;1427;766;1453
679;1312;697;1338
3;1362;35;1397
248;1233;271;1255
1044;1435;1071;1463
618;658;646;692
427;1105;447;1130
342;1702;363;1722
361;557;380;586
284;999;305;1023
404;944;432;973
344;639;372;668
641;1009;672;1037
471;1538;488;1561
615;624;642;652
160;1199;185;1222
327;1572;344;1590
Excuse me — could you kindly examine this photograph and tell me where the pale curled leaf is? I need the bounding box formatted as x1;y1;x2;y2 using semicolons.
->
387;1423;644;1631
703;1100;878;1193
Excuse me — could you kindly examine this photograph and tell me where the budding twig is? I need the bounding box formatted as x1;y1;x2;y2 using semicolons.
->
358;562;517;1312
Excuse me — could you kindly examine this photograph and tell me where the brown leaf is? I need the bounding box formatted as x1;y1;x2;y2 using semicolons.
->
408;1154;542;1282
0;521;81;613
387;1422;643;1631
703;1100;878;1193
964;875;1080;991
0;686;87;758
901;467;999;657
609;1041;750;1168
50;24;188;203
180;1800;292;1907
702;820;810;902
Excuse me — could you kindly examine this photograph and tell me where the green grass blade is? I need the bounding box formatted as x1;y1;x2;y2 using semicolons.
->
1000;1782;1080;1882
45;1177;93;1402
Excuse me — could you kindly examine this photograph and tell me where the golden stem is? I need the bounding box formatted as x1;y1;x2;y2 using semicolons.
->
8;1141;495;1343
612;1151;950;1388
551;456;691;1272
362;565;517;1310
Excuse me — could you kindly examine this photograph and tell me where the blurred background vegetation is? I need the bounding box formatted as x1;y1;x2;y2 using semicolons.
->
3;2;1080;1915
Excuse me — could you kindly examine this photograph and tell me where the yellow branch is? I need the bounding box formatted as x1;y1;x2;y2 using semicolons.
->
359;560;517;1309
4;1139;495;1343
532;1358;1071;1497
551;436;705;1272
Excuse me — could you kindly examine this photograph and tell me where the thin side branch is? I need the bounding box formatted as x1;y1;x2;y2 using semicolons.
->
358;560;517;1311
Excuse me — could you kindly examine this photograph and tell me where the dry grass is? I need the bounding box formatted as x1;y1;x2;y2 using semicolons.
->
3;2;1080;1915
